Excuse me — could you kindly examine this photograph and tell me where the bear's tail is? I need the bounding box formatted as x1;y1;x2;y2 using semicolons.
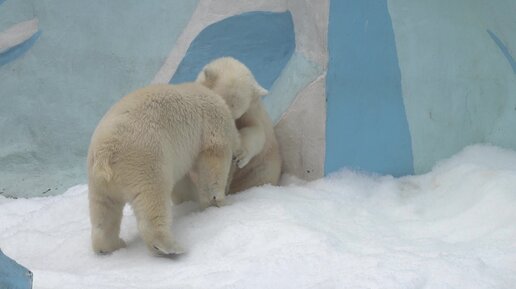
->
88;146;114;182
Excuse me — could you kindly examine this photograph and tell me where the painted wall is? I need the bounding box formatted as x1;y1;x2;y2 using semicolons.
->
0;249;32;289
2;0;515;197
0;0;327;197
326;0;413;177
153;0;328;181
326;0;516;175
0;0;199;197
389;0;516;173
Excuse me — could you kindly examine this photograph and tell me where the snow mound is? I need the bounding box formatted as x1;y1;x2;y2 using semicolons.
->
1;144;515;289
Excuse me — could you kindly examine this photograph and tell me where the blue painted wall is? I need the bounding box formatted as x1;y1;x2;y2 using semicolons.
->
170;11;295;90
0;250;32;289
2;0;515;196
325;0;413;176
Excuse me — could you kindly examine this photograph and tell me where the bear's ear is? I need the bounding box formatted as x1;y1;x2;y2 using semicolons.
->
202;66;218;88
255;84;268;97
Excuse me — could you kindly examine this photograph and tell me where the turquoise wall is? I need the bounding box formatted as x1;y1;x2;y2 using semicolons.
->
2;0;516;196
0;0;197;197
389;0;516;173
0;1;310;198
326;0;516;175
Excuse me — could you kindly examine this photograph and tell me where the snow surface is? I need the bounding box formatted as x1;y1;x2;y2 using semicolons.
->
1;144;515;289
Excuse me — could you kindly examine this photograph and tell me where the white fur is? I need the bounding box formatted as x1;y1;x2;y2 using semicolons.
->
197;57;282;194
87;83;239;256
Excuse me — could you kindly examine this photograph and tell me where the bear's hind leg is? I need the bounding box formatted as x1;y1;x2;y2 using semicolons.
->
89;184;126;254
130;184;184;256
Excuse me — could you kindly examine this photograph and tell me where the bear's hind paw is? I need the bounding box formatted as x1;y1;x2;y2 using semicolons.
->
93;237;126;255
151;239;185;256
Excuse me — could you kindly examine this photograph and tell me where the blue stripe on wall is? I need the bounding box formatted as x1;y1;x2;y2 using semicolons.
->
488;30;516;74
325;0;414;176
0;30;41;67
170;11;295;89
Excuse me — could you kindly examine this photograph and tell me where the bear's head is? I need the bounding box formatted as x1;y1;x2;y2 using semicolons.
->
196;57;268;119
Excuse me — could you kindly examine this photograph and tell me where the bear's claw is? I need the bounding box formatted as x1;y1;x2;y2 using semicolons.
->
151;240;185;256
234;148;251;168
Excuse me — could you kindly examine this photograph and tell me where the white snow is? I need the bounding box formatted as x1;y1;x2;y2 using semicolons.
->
1;144;515;289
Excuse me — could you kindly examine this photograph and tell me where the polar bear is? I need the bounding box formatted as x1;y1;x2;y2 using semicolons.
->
196;58;282;193
185;57;282;196
87;83;239;256
170;58;281;205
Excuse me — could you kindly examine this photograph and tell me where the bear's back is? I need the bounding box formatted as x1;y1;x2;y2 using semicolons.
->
90;83;235;174
96;83;229;139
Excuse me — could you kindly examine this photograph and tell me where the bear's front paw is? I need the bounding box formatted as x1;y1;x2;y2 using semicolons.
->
234;148;251;168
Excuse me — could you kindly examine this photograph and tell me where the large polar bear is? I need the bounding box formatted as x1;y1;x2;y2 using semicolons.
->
172;57;282;205
87;83;240;256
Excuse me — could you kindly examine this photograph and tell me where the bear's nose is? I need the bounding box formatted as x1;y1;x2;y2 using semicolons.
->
211;196;221;208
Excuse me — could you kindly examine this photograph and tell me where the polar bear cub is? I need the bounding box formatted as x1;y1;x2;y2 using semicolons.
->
87;83;239;256
171;57;281;205
197;57;282;193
